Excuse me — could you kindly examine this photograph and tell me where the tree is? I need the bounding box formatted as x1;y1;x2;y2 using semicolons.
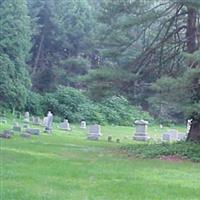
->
28;0;96;91
98;0;200;141
0;0;31;110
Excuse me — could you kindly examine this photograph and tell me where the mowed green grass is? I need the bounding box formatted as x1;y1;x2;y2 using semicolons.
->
1;122;200;200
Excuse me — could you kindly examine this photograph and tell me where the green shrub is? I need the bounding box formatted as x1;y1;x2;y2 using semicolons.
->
42;86;105;123
25;91;43;115
121;142;200;162
100;96;153;126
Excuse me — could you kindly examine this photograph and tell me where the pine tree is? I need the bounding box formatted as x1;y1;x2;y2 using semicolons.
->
0;0;31;110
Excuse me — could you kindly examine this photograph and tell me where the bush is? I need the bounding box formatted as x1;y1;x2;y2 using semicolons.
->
25;91;43;115
121;142;200;162
100;96;153;126
42;86;105;123
30;87;154;125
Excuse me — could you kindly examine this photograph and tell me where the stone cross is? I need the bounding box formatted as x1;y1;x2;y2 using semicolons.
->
88;124;101;140
133;120;150;141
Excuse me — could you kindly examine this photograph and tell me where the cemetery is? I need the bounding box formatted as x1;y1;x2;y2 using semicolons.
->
1;111;200;199
1;0;200;199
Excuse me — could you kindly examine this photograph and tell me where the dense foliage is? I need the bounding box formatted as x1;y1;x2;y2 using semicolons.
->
0;0;200;138
27;86;152;125
121;141;200;162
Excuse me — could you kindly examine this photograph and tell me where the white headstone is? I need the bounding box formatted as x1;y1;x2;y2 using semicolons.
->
59;119;71;131
24;112;30;123
162;129;178;142
133;120;150;141
88;124;101;140
80;121;86;129
44;111;53;133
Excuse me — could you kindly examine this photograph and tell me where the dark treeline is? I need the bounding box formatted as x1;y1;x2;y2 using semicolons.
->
0;0;200;141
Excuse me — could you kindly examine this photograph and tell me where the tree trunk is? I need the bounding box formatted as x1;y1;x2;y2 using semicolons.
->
186;7;200;142
186;7;197;68
187;120;200;142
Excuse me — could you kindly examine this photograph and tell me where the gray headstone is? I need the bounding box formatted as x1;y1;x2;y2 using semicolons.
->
59;119;71;131
32;116;41;125
88;124;101;140
80;121;86;129
23;112;30;123
44;111;53;133
20;133;32;138
133;120;150;141
177;133;186;141
162;129;178;142
25;128;40;135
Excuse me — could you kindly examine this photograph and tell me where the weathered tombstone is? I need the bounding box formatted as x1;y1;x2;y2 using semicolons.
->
177;133;186;141
32;116;41;125
0;130;12;139
20;133;32;138
44;111;53;133
133;120;150;141
13;122;21;132
80;121;86;129
88;124;101;140
25;128;40;135
23;112;30;128
23;112;30;123
162;129;178;142
59;119;71;131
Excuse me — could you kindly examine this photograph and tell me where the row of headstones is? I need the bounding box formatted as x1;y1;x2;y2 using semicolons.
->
133;120;188;142
1;110;190;142
13;111;100;140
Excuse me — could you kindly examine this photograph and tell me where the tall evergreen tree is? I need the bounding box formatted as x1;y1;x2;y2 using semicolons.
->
0;0;31;110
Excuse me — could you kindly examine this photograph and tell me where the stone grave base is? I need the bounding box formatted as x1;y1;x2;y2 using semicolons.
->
133;134;150;141
87;134;99;140
25;128;40;135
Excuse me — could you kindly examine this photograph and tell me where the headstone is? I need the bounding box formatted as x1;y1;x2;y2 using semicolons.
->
59;119;71;131
162;129;178;142
32;116;41;125
88;124;101;140
23;112;30;123
44;111;53;133
133;120;150;141
0;130;12;139
80;121;87;129
13;123;21;132
177;133;186;141
25;128;40;135
20;133;32;138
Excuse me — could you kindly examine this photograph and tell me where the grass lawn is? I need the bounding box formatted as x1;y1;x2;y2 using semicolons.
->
1;121;200;200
